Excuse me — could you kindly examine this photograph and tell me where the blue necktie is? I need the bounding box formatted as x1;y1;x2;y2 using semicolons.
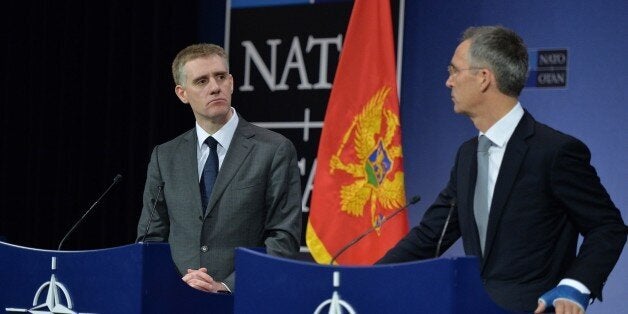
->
200;137;218;214
474;135;492;254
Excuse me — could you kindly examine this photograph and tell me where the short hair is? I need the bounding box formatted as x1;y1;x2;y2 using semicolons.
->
461;26;528;97
171;43;229;86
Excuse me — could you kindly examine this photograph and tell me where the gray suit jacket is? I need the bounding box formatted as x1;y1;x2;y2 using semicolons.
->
136;117;302;291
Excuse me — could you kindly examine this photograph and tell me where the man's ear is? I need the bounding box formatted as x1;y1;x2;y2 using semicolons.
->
228;74;234;94
174;85;188;103
478;68;492;93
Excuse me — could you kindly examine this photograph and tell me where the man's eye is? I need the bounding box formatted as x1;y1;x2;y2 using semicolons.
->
195;79;208;85
216;75;226;81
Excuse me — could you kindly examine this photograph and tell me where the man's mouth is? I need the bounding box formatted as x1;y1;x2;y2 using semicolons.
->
209;98;226;104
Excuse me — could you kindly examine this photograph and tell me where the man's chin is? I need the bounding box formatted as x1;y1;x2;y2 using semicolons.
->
452;103;461;114
209;106;233;121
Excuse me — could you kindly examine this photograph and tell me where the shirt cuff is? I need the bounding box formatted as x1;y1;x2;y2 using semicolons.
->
558;278;591;294
219;282;232;293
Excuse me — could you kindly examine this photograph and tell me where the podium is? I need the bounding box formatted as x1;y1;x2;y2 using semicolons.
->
234;248;511;314
0;242;233;313
1;242;510;313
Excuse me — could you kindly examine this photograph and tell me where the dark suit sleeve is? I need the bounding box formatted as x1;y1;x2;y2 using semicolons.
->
263;138;302;258
222;272;235;292
378;149;462;263
136;146;170;242
549;138;627;299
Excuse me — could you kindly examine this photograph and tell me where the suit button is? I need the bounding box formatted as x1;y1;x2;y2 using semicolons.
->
201;245;208;252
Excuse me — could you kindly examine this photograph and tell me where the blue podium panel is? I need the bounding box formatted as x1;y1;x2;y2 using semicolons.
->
0;242;232;313
235;248;511;314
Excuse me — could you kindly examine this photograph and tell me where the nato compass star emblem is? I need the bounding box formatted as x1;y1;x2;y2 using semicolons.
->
5;257;95;314
313;271;356;314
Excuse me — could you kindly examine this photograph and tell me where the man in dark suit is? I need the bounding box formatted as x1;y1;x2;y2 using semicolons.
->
136;43;302;293
378;26;626;313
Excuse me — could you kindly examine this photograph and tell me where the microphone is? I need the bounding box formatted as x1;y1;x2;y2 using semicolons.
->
57;174;122;250
138;183;164;243
435;198;457;258
329;195;421;265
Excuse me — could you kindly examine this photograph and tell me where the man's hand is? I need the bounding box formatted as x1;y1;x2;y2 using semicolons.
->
535;299;585;314
181;268;228;293
535;285;589;314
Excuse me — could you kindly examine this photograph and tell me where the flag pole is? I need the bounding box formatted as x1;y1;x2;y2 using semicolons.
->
396;0;405;100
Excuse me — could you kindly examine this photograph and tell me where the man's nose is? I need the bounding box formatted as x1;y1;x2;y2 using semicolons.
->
208;78;220;93
445;76;454;89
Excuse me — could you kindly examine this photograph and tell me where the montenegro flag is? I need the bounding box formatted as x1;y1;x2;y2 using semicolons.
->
306;0;408;265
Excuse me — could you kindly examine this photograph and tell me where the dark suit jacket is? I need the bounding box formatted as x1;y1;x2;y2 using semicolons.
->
136;117;302;291
378;112;626;311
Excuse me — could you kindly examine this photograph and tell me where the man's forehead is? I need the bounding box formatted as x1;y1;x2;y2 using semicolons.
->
451;40;471;65
186;56;227;70
185;58;228;77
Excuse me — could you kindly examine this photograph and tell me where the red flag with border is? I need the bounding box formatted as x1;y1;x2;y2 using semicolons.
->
306;0;408;265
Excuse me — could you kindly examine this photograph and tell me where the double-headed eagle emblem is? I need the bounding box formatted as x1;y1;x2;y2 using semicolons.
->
329;86;405;233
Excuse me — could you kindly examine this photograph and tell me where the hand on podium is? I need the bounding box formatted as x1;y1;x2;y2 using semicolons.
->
182;268;231;294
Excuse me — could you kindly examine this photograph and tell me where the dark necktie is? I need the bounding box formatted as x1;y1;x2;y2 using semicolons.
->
200;137;219;214
474;135;492;254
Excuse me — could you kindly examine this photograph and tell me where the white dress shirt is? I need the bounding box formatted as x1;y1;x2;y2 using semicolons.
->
195;107;239;181
479;103;524;213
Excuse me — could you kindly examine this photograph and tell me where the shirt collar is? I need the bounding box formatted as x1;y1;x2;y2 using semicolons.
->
195;107;239;151
481;102;524;148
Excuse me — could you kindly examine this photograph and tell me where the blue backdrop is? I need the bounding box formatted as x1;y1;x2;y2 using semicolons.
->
220;0;627;312
401;1;627;312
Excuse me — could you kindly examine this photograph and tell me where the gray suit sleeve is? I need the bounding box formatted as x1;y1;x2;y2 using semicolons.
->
263;138;302;258
223;272;235;292
136;146;170;242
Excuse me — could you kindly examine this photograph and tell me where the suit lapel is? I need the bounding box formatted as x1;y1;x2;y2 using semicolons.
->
460;139;484;259
175;129;205;217
205;118;255;217
481;112;534;269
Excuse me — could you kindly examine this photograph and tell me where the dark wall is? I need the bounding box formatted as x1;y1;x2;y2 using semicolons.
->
0;1;201;250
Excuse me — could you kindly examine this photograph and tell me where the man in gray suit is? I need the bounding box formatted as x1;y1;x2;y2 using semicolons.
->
136;43;302;293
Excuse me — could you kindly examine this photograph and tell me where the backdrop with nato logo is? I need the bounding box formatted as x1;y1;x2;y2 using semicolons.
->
205;0;627;313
